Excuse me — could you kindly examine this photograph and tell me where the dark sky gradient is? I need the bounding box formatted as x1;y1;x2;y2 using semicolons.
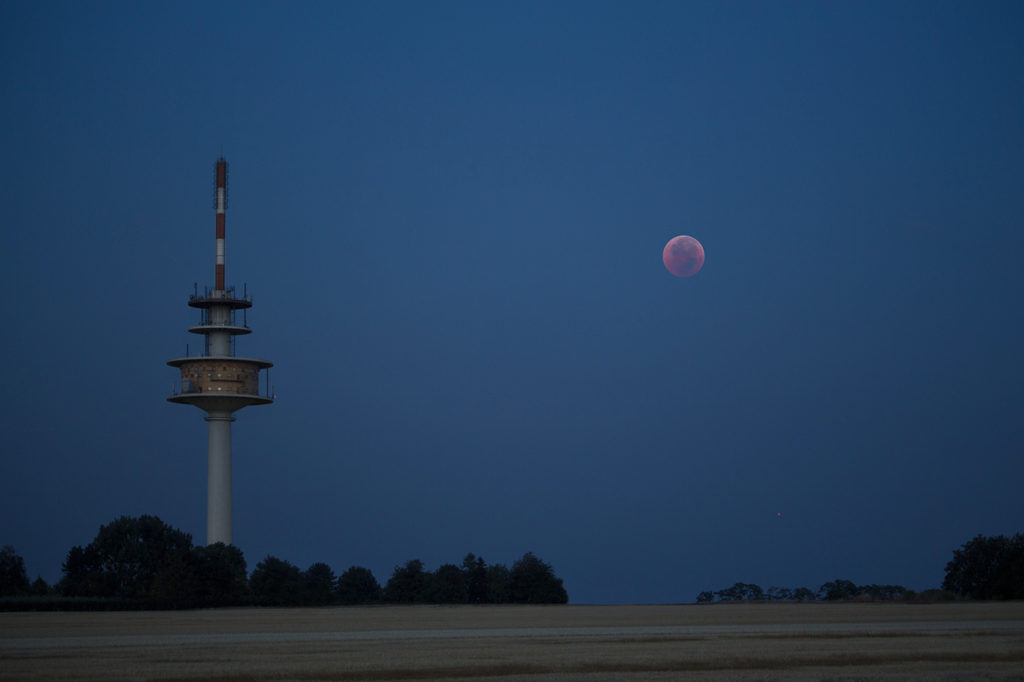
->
2;1;1022;604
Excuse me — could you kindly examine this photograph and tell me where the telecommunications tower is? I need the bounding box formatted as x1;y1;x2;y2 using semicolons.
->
167;158;273;546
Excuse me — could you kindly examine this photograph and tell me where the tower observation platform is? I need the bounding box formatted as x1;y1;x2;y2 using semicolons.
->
167;158;273;546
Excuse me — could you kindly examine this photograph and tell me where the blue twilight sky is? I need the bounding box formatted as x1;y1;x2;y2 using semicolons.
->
2;1;1022;604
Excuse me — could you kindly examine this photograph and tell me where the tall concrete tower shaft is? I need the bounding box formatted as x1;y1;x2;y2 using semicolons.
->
168;158;273;546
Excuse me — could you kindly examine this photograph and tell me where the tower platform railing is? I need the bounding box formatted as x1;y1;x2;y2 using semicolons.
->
189;284;252;304
193;309;251;328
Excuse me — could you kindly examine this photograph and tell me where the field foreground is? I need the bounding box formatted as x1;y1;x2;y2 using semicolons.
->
2;602;1023;681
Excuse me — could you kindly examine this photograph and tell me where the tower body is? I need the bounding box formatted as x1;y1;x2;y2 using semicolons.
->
168;158;273;546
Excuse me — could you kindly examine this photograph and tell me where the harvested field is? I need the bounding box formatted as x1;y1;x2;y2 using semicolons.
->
2;602;1023;681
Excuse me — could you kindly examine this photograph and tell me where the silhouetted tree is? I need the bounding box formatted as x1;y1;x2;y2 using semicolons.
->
336;566;382;605
943;533;1024;600
0;546;31;596
508;552;568;604
250;556;303;606
791;587;815;601
818;579;859;601
385;559;432;603
766;586;792;601
716;582;763;602
191;543;248;602
858;584;906;601
58;516;193;598
462;554;489;604
303;562;336;605
59;545;100;596
715;584;739;601
696;590;715;603
486;563;511;604
149;547;197;600
432;563;468;603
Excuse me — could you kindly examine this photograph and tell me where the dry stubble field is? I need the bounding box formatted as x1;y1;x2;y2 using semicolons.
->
2;602;1023;681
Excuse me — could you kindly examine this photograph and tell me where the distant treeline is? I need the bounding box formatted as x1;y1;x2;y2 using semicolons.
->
696;581;937;603
0;515;568;610
697;532;1024;604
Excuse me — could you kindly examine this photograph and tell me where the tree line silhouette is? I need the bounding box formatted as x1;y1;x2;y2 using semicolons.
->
3;521;1022;609
0;515;567;609
697;580;916;603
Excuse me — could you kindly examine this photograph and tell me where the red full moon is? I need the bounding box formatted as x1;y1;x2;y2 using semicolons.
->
662;235;705;277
